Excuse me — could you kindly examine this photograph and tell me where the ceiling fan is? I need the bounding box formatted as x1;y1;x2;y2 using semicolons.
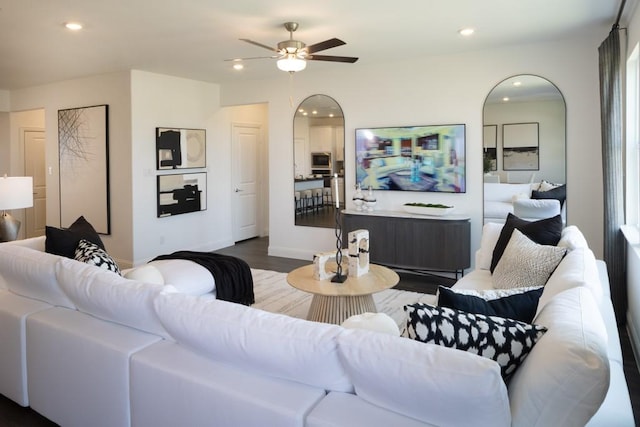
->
230;22;359;73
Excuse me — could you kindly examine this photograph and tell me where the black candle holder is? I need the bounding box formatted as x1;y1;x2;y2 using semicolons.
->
331;207;347;283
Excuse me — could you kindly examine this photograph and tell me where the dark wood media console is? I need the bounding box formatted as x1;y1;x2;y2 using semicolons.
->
342;210;471;278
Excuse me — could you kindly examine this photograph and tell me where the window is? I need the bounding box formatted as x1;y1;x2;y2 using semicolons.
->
626;43;640;226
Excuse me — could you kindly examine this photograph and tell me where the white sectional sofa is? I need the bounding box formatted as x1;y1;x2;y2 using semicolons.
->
0;230;634;426
484;182;565;224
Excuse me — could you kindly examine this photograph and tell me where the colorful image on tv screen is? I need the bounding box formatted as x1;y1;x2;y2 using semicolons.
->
355;124;465;193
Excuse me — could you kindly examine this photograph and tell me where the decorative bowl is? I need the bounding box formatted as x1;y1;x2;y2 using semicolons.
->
402;204;454;216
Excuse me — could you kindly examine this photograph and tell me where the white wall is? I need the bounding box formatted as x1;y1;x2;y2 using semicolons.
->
0;90;9;112
221;31;608;263
0;112;9;175
10;71;133;263
3;26;610;270
130;71;223;265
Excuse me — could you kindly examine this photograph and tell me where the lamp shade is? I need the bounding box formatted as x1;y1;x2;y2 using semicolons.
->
0;176;33;210
277;55;307;73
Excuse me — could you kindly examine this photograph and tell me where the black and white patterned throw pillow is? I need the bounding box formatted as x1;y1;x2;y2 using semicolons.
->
74;239;121;275
404;303;547;380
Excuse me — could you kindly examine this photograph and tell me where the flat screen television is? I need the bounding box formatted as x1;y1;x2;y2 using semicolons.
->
355;124;466;193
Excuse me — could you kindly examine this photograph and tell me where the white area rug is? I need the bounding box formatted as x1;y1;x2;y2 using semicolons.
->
250;268;437;327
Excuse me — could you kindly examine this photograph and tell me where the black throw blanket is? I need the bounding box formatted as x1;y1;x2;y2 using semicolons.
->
152;251;254;306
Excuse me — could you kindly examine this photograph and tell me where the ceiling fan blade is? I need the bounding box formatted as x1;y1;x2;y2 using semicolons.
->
224;55;279;61
306;38;346;54
308;54;359;63
239;38;279;52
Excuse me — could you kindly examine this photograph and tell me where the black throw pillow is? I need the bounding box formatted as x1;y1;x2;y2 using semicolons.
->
531;184;566;208
437;286;544;324
45;216;105;259
490;213;563;273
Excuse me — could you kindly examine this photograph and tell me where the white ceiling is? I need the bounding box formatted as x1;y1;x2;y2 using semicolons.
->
0;0;630;91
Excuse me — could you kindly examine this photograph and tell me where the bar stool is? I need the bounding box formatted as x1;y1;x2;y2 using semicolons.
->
313;188;324;211
301;190;314;214
294;191;302;215
322;187;333;207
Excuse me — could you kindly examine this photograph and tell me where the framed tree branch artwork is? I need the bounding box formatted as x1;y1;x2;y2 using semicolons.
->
502;122;539;171
483;124;498;171
156;127;206;170
58;104;110;234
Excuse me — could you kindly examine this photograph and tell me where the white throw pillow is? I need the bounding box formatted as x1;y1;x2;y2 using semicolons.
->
124;264;165;285
475;222;504;270
148;259;215;296
153;292;353;393
56;258;172;339
337;328;511;427
341;312;399;336
508;287;609;427
493;229;566;289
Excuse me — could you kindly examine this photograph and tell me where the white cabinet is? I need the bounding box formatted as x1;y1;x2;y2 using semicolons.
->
309;126;333;153
335;126;344;161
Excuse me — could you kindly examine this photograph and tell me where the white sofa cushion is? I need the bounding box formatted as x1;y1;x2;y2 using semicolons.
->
148;259;215;295
337;328;511;427
475;222;503;270
0;244;75;309
56;258;172;339
537;247;602;315
153;292;353;392
513;198;560;219
508;287;610;427
484;182;532;202
123;264;165;285
483;200;513;222
558;225;589;251
306;391;431;427
4;235;46;251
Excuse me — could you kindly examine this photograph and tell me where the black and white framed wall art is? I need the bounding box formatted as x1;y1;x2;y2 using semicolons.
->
156;127;206;170
483;124;498;171
502;122;539;171
157;172;207;217
58;104;110;234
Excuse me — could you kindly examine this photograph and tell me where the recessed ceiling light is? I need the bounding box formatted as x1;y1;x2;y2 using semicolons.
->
459;28;475;37
233;63;244;70
513;81;522;87
65;22;83;31
312;110;318;115
502;97;510;102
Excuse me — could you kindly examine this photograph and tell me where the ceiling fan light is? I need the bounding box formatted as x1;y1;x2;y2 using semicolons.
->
277;56;307;72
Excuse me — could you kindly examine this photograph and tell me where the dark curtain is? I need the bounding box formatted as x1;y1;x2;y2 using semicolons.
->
599;28;626;325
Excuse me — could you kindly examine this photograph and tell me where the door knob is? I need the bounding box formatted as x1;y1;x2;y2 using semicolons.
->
234;188;243;192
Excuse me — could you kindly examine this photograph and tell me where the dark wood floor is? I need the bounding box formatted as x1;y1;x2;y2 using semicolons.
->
2;236;639;425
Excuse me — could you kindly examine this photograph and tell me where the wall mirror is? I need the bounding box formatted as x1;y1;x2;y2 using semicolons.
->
293;94;345;228
483;75;566;224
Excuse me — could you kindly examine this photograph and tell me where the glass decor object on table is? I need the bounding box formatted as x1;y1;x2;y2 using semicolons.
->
353;183;364;211
364;187;377;212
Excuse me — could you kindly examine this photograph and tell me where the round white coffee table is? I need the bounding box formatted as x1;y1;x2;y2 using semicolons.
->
286;263;399;325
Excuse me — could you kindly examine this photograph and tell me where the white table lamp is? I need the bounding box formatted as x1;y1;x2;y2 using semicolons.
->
0;175;34;241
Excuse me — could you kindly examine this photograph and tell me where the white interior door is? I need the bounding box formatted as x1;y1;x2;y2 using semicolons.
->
24;130;46;237
232;124;260;242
